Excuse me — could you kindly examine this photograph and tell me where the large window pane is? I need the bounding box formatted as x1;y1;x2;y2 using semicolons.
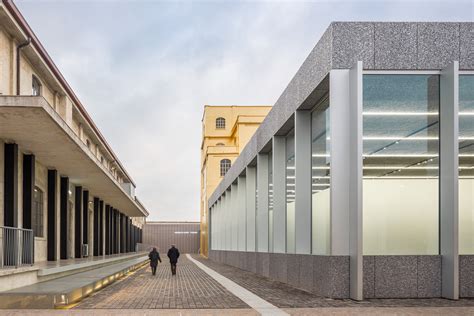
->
311;98;330;255
459;75;474;254
363;75;439;255
286;131;295;253
268;151;273;252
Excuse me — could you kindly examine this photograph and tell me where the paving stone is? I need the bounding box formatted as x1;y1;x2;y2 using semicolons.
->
74;256;247;309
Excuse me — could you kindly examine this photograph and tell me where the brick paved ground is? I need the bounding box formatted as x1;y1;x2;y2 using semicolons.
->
74;255;248;309
2;307;474;315
192;254;474;309
70;253;474;314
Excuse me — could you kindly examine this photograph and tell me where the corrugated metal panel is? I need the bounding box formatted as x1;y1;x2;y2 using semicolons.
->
143;222;200;254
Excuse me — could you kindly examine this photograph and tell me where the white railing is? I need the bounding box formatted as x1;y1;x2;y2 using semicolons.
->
0;226;34;268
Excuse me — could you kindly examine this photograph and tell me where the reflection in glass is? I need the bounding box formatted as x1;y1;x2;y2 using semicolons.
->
363;75;439;255
459;75;474;254
311;98;330;255
286;131;295;253
268;152;273;252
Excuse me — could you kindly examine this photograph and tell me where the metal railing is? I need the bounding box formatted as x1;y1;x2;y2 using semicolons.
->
0;226;34;268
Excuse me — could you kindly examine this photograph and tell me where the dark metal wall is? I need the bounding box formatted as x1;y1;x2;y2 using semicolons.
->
143;222;200;254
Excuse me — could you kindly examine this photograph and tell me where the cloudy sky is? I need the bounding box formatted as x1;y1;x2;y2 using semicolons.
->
16;0;472;221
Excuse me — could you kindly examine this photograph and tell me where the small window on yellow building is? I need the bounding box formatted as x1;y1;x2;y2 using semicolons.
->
220;159;231;177
216;117;226;129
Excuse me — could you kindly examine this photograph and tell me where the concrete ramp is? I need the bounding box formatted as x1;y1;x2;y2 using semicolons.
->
0;255;148;309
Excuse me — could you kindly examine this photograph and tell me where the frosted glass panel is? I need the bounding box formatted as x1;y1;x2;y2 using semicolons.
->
268;152;273;252
311;99;330;255
363;179;438;255
459;75;474;254
286;131;295;253
363;75;439;255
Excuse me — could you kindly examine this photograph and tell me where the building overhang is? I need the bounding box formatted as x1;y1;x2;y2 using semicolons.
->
0;96;148;217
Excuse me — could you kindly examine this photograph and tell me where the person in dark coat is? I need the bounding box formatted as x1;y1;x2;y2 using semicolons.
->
148;247;161;276
167;245;180;276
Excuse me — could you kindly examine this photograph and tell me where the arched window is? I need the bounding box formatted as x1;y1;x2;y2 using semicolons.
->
216;117;226;129
32;187;44;237
220;159;231;176
32;75;42;96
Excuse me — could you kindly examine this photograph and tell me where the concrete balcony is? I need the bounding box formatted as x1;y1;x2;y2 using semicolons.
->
0;96;147;217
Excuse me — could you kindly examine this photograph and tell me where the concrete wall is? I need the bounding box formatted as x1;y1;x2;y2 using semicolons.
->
143;222;200;254
208;251;474;299
209;250;350;298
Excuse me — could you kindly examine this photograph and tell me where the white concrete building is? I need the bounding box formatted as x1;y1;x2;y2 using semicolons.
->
0;0;148;293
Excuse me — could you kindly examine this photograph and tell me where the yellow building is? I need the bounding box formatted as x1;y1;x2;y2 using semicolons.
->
200;105;271;256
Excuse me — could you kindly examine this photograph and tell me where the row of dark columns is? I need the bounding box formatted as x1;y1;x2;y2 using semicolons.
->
3;143;141;263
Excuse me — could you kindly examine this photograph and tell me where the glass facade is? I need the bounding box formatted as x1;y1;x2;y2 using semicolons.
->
459;75;474;254
286;131;295;253
211;72;473;259
362;75;440;255
311;99;330;255
268;151;273;252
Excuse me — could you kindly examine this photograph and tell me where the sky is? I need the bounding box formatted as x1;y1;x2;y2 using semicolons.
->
15;0;473;221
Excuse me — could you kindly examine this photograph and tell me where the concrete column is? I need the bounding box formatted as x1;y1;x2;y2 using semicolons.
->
105;205;110;255
74;186;82;258
120;214;126;253
295;111;312;254
350;62;363;300
231;183;238;251
256;153;269;252
237;176;246;251
59;176;69;260
440;61;459;299
4;143;18;228
82;190;89;253
216;198;221;250
246;166;256;252
99;200;104;256
47;170;58;261
126;216;130;252
93;197;100;256
22;154;35;230
272;136;286;253
223;191;230;250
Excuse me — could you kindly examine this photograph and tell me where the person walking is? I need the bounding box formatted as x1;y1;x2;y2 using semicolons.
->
167;245;180;276
148;247;161;276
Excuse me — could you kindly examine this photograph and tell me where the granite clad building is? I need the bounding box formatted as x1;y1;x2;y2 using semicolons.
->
0;0;147;292
207;22;474;300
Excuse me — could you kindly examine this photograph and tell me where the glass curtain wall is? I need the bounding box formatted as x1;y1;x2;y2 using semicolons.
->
286;131;295;253
363;75;440;255
459;75;474;254
311;98;330;255
268;152;273;252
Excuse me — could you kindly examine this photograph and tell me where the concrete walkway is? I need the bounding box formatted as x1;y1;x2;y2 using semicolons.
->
4;254;465;315
74;255;248;309
0;256;147;309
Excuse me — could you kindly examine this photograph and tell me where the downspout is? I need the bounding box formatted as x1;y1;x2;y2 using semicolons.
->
16;37;32;95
